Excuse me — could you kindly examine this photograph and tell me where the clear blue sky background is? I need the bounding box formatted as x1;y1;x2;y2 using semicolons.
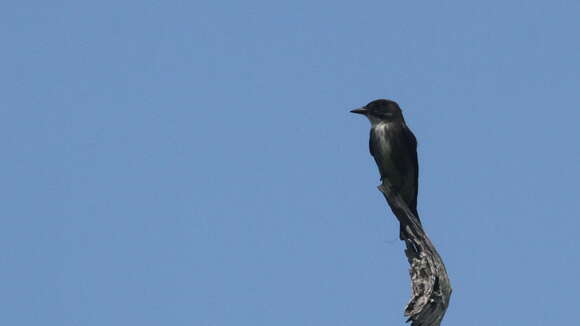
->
2;1;579;325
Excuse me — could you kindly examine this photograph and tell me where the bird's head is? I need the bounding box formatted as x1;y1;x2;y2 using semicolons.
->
350;99;403;124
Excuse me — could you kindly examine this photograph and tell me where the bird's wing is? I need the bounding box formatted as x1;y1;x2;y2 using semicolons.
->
391;126;419;211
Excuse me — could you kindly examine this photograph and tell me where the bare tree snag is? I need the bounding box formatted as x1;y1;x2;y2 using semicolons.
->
378;181;452;326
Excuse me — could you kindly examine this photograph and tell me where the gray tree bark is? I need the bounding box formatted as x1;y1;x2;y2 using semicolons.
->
377;181;452;326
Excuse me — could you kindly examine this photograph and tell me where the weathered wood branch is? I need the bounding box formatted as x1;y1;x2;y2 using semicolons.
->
377;181;452;326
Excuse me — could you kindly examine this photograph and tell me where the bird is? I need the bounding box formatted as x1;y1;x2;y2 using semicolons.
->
350;99;421;239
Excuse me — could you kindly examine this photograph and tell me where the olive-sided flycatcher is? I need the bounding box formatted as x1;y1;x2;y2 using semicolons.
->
351;99;421;239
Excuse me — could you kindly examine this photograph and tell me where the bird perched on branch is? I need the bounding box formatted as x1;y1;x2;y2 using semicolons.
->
351;99;421;239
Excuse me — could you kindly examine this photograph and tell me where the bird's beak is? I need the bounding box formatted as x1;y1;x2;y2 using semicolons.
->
350;107;368;115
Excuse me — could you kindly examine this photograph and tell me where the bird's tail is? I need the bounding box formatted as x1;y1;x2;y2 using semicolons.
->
399;207;421;240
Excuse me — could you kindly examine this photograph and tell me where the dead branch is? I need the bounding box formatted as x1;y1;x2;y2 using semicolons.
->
377;181;452;326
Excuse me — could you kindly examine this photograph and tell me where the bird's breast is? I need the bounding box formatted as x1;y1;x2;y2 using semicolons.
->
373;123;392;152
372;123;396;171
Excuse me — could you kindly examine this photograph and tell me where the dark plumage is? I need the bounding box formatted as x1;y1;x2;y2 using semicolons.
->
351;99;420;239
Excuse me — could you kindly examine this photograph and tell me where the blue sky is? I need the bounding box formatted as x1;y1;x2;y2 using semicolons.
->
2;1;580;325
